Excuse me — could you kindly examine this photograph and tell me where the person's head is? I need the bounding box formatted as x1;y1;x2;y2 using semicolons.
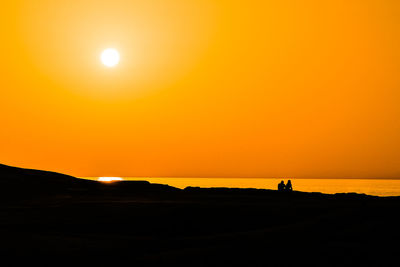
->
287;180;291;184
281;180;284;184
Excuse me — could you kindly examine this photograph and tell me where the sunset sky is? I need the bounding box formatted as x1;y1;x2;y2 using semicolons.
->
1;0;400;178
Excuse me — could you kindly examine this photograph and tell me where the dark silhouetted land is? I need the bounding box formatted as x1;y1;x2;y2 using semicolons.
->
1;163;399;266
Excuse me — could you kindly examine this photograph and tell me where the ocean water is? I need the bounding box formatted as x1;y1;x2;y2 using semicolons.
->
90;177;400;197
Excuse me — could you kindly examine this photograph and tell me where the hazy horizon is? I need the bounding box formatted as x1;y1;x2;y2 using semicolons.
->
87;177;400;196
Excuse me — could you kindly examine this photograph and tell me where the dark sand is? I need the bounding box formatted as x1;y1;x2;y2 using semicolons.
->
1;163;399;266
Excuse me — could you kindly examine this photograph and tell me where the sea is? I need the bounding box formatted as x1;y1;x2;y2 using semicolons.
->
88;177;400;197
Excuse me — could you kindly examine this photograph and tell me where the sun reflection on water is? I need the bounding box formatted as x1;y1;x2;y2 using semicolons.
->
98;177;124;182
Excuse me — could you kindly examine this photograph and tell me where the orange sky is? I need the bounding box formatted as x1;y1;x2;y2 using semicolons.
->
1;0;400;178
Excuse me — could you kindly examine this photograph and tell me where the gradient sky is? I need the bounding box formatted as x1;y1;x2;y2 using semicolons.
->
1;0;400;178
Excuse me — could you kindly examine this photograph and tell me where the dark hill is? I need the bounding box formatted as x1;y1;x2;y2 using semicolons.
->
0;163;179;197
0;163;81;184
0;163;95;197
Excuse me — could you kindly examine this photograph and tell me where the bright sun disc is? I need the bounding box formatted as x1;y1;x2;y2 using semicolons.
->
101;48;120;67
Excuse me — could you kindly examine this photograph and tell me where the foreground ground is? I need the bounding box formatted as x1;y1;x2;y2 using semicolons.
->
1;164;400;266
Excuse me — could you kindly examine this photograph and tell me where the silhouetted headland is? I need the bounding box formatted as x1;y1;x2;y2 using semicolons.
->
0;163;178;199
1;163;400;266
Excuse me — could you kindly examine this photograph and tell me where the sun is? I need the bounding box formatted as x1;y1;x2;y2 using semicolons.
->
101;48;120;67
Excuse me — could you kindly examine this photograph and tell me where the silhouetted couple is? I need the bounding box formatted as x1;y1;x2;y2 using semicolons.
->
278;180;292;191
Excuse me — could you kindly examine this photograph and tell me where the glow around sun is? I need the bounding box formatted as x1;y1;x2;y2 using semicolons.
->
101;48;120;67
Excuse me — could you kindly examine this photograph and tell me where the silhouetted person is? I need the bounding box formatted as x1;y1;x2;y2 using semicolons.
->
278;180;285;191
285;180;293;191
